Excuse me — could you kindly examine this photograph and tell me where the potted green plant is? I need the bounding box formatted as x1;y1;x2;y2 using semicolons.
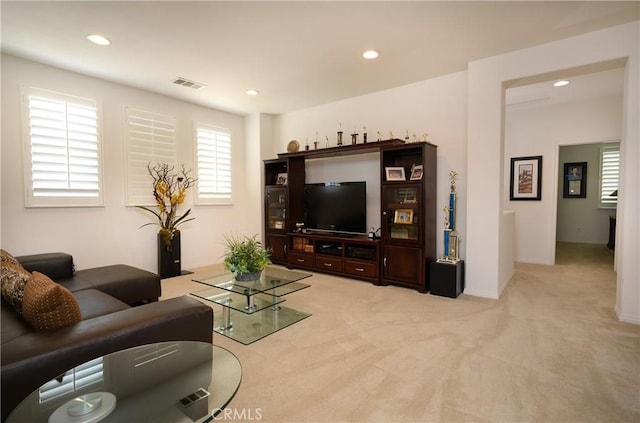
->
223;234;272;281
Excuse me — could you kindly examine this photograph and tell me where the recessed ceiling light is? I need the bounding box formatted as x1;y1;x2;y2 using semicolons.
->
362;50;379;60
246;89;259;96
553;80;570;87
87;34;111;46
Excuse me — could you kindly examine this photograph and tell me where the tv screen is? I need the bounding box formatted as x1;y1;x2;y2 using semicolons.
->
304;182;366;235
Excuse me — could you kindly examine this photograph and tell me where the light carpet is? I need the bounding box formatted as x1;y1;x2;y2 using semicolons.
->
160;243;639;422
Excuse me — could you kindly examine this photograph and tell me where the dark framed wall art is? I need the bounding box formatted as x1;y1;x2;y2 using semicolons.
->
563;162;587;198
509;156;542;201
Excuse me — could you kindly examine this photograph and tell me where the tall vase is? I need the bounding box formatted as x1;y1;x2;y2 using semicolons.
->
158;230;181;279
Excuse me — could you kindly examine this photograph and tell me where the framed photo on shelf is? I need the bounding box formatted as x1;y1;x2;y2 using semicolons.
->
509;156;542;201
398;188;417;204
563;162;587;198
276;173;288;185
385;167;406;181
394;209;414;224
410;165;423;180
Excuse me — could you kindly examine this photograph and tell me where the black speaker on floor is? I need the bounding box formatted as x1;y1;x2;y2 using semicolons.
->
429;260;464;298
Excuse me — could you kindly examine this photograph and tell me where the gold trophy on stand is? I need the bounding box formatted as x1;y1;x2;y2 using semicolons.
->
437;170;460;263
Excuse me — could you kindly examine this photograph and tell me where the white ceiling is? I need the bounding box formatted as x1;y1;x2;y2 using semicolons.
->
1;1;638;115
505;66;626;110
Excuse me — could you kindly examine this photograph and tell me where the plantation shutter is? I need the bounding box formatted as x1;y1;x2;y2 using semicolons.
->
24;87;103;207
38;357;103;403
599;144;619;208
125;107;177;206
131;343;180;367
195;123;232;204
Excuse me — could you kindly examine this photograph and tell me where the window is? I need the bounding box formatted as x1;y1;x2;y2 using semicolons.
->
599;143;620;208
22;87;103;207
125;107;177;206
194;123;232;204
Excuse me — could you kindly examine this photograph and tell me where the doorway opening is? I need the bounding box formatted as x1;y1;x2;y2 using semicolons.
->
504;60;624;268
555;142;619;267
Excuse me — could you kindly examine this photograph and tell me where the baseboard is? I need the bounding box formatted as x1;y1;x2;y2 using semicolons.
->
461;287;500;300
615;304;640;325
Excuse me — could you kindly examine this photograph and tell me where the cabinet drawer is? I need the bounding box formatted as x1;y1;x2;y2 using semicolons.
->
344;260;377;278
315;256;343;272
288;252;313;267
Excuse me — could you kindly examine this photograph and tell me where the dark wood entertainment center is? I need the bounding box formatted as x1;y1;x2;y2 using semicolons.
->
264;139;437;293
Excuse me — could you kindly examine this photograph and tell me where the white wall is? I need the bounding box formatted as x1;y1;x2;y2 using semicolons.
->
556;143;618;244
1;54;253;272
499;210;516;295
273;71;469;259
467;21;639;323
504;95;622;263
2;22;637;323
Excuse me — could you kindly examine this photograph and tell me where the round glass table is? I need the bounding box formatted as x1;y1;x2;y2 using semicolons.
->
7;342;241;423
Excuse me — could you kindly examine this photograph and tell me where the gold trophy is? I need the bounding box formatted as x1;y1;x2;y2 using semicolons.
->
437;170;460;263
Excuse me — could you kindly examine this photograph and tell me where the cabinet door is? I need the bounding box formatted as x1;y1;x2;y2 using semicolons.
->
266;234;287;264
265;187;287;232
381;185;422;244
382;245;424;288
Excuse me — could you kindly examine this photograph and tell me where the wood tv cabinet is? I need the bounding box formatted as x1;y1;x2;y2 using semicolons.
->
264;139;437;292
287;233;380;284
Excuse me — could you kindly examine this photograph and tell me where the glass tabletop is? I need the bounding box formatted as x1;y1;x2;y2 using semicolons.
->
7;341;241;423
192;266;312;296
191;288;286;314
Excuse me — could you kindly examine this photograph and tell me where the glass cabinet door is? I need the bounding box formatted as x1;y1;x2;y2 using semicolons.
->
266;186;287;232
382;185;421;242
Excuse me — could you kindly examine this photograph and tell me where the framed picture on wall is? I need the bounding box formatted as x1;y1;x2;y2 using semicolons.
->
509;156;542;201
563;162;587;198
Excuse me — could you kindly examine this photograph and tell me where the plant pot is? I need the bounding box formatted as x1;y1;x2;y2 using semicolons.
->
234;270;263;282
158;230;181;279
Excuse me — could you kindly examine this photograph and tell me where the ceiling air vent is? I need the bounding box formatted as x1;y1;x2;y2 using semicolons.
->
172;77;206;90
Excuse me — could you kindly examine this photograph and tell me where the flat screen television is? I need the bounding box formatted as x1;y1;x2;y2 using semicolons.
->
304;181;366;235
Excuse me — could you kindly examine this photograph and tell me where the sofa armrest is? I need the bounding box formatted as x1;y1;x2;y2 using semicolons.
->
15;252;74;280
1;296;213;421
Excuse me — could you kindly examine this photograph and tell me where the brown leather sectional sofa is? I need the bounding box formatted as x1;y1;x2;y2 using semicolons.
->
1;253;213;422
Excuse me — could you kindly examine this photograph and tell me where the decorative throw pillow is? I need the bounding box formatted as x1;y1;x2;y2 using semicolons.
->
1;261;31;314
22;271;82;331
1;249;20;265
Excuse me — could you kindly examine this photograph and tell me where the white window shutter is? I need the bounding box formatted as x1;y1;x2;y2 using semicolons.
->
38;357;103;403
599;144;619;208
125;107;177;206
23;87;103;207
195;123;232;204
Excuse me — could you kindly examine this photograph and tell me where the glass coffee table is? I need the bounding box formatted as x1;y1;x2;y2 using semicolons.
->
191;267;312;345
7;341;241;423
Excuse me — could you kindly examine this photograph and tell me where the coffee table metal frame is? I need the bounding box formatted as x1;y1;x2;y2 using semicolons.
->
191;266;312;345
